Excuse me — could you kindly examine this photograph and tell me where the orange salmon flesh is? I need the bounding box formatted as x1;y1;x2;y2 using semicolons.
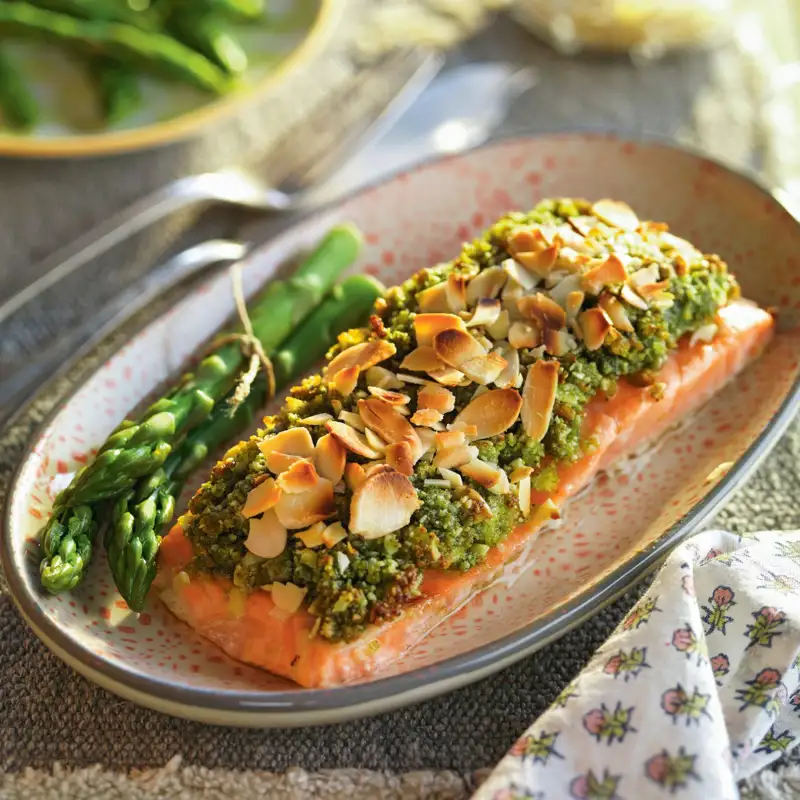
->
157;301;774;687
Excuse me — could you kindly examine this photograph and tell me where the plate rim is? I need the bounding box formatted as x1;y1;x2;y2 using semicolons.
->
3;130;800;725
0;0;341;159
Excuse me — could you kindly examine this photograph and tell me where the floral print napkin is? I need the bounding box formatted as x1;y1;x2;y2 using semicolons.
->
474;529;800;800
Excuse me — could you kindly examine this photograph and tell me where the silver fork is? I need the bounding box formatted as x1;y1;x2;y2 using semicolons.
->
0;47;443;327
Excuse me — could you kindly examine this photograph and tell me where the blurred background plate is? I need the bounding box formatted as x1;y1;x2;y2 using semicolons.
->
0;0;340;158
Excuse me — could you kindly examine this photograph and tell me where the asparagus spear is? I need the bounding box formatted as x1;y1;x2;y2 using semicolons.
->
164;0;265;22
26;0;161;29
108;274;383;611
166;11;247;76
0;3;231;94
93;57;141;124
0;48;38;130
39;224;363;595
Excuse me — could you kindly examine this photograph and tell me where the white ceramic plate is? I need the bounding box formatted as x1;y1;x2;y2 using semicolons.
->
3;133;800;726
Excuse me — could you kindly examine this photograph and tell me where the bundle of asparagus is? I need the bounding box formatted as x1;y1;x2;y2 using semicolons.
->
0;0;270;131
40;224;383;611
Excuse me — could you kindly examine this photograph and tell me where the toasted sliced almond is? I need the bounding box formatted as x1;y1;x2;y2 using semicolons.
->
453;387;523;441
543;328;576;357
592;199;639;230
338;410;366;432
277;460;321;494
548;272;583;308
429;367;466;386
358;397;419;449
461;352;508;385
569;215;599;237
314;434;346;484
446;274;468;313
433;327;486;369
438;467;463;488
326;420;381;459
508;321;540;350
465;298;503;329
325;340;396;378
366;366;404;390
522;360;559;442
397;372;431;385
322;521;347;547
258;428;314;460
530;498;561;528
416;281;449;312
579;307;613;351
271;582;307;613
509;465;534;482
348;468;420;539
502;258;539;291
267;452;304;475
242;477;282;519
466;266;508;305
636;280;671;299
461;487;493;521
501;281;526;319
411;408;444;427
598;292;634;332
507;227;542;254
565;290;585;321
518;475;532;517
494;345;520;389
245;509;288;559
295;521;326;548
689;323;719;347
418;383;455;413
364;426;388;452
331;365;360;396
620;282;649;310
433;444;479;469
630;264;661;288
414;313;467;347
385;441;414;475
581;253;628;295
435;430;466;450
298;413;334;426
518;292;567;330
515;246;560;278
345;462;366;492
274;475;335;529
486;308;511;340
459;459;509;494
415;426;437;456
400;346;446;373
659;231;702;263
367;386;411;405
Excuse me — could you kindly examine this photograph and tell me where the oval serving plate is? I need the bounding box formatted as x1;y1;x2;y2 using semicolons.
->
0;0;339;158
3;133;800;726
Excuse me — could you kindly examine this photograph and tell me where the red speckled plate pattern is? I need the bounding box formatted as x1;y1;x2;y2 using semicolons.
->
4;134;800;725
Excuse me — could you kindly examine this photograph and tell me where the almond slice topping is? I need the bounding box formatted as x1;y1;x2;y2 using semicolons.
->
326;420;381;459
446;274;468;313
364;426;388;452
465;298;503;328
509;465;534;482
460;352;508;385
242;477;282;519
453;387;523;441
518;293;567;330
418;383;455;413
358;397;424;461
438;467;463;488
339;410;366;432
322;521;347;547
416;281;449;313
581;253;628;295
508;322;540;350
385;441;414;475
514;246;560;278
325;340;396;378
429;367;467;387
459;459;510;494
345;462;366;492
568;215;599;237
518;475;532;517
276;460;321;494
578;307;613;351
486;308;511;340
271;582;307;613
414;313;468;348
414;426;437;456
411;408;444;427
565;290;585;321
502;258;539;291
636;280;671;299
245;509;288;559
314;434;346;484
591;199;639;231
462;487;493;521
366;366;404;390
400;346;446;373
331;365;360;396
266;452;305;475
298;413;334;426
367;386;410;405
295;521;326;548
258;428;314;460
598;292;634;333
433;444;479;469
274;474;335;530
432;328;485;369
348;468;420;539
465;266;508;305
494;346;520;389
543;328;576;357
630;264;660;288
521;360;559;442
620;283;649;310
435;430;466;450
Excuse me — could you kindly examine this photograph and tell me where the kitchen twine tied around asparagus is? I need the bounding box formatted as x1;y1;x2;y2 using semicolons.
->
214;263;276;415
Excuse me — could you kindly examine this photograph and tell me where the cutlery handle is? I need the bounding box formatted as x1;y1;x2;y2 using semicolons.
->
0;239;247;427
